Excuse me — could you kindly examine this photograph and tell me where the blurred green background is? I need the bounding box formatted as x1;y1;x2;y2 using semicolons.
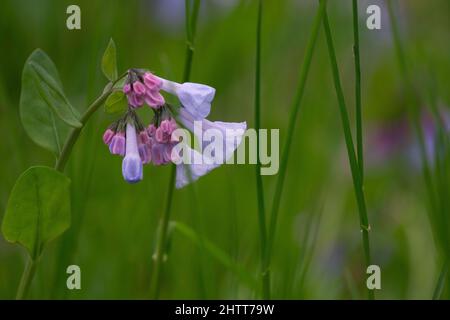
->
0;0;449;299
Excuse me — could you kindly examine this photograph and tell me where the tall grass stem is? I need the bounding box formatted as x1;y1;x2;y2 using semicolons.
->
321;5;374;299
352;0;364;182
266;0;328;278
151;0;201;300
254;0;269;299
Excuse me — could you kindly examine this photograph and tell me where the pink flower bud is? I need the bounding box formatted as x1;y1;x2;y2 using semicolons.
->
139;143;151;164
155;126;167;143
143;72;162;90
123;83;132;94
147;124;157;137
160;120;169;132
128;93;144;108
103;128;115;145
144;90;165;108
151;144;164;165
109;132;125;156
139;131;150;145
168;118;178;133
133;81;146;95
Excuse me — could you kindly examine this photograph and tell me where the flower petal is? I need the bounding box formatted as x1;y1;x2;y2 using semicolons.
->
122;153;143;183
178;108;247;165
175;145;215;189
177;83;215;120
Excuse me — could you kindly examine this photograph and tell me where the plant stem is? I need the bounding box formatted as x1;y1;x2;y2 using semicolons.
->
55;88;113;172
15;75;123;300
433;260;448;300
151;164;176;299
254;0;269;299
15;258;37;300
151;0;201;300
321;5;374;300
266;0;327;278
352;0;364;183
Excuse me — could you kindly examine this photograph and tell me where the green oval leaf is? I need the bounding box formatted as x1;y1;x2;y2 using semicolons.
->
102;38;118;81
104;91;127;114
1;166;71;260
29;61;82;128
20;49;78;155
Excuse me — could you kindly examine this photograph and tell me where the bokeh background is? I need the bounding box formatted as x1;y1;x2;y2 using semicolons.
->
1;0;449;299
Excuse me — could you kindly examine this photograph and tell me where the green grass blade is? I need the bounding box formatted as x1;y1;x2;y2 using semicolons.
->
267;0;328;269
254;0;269;299
172;221;258;290
352;0;364;183
321;4;374;299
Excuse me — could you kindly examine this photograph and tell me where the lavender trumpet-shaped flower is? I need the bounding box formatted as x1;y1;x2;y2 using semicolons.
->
156;77;216;120
122;122;143;183
174;102;246;189
175;146;216;189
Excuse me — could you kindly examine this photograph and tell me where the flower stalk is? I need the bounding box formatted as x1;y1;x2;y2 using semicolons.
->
151;0;201;299
254;0;269;299
321;4;374;299
15;257;37;300
55;87;114;171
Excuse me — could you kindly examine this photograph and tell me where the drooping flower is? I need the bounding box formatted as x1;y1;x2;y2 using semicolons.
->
149;74;246;188
173;107;247;188
179;108;246;162
175;146;216;189
103;69;246;187
156;77;215;120
122;122;143;183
